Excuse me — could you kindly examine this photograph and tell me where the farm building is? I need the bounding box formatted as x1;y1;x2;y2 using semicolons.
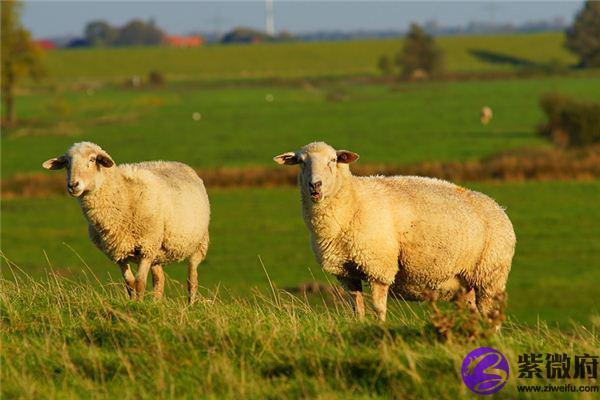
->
34;39;56;51
163;35;203;47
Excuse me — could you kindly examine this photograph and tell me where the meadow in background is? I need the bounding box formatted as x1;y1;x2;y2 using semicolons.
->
2;35;599;325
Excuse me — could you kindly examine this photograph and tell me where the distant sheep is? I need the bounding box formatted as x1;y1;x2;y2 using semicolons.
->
480;106;493;125
43;142;210;303
274;142;515;323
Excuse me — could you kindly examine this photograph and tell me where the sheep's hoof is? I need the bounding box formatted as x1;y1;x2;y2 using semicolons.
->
152;292;164;300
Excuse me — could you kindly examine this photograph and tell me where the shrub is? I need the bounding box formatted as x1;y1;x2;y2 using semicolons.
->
539;93;600;147
425;288;506;343
377;54;394;76
148;70;166;87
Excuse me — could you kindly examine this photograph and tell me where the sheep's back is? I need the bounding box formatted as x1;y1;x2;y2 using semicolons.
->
367;176;511;278
120;161;210;262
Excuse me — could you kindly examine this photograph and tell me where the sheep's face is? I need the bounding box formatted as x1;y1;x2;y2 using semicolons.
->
42;142;114;197
274;142;358;203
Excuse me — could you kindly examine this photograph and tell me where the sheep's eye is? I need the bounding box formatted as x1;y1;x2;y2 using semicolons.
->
330;158;337;163
90;157;96;163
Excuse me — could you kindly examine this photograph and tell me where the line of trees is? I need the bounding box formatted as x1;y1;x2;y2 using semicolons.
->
221;27;294;44
83;19;164;47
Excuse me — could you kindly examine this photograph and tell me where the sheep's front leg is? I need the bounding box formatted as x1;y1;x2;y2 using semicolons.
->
338;276;365;319
151;264;165;299
134;259;152;300
371;281;390;321
118;262;135;299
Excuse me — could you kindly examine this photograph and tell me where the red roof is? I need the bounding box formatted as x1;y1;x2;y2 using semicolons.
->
34;39;56;50
163;35;203;47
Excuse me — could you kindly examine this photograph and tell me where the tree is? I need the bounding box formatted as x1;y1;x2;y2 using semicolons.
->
115;19;164;46
84;20;118;46
1;0;44;126
221;27;272;44
566;0;600;68
396;23;444;78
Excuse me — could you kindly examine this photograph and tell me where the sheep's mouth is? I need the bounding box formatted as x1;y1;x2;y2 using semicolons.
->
310;192;322;202
68;187;84;197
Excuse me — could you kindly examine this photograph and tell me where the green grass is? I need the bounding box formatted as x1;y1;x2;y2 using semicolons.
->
41;33;576;83
1;275;598;399
5;76;600;179
3;32;597;399
2;181;599;326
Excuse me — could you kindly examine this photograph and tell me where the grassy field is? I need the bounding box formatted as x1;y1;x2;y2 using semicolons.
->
41;33;577;83
3;31;600;399
5;76;600;179
1;275;598;399
2;181;599;326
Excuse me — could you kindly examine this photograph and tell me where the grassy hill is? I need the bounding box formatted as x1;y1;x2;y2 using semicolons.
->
1;275;598;399
42;33;576;83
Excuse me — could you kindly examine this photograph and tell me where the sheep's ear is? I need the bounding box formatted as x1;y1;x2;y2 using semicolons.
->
96;151;114;168
42;156;67;170
336;150;359;164
273;152;299;165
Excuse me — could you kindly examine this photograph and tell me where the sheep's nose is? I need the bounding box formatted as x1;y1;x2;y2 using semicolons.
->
68;181;80;190
309;181;322;192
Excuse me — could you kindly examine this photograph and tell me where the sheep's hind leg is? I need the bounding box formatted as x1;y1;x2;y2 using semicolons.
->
475;288;507;330
338;276;365;319
134;258;152;300
371;281;390;322
151;264;165;299
454;287;477;313
187;252;204;305
119;262;135;299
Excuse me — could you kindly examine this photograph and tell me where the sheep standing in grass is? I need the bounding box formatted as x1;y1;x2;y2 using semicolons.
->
43;142;210;303
480;106;493;125
274;142;515;323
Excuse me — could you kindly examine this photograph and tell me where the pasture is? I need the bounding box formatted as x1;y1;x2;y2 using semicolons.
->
41;32;576;83
4;76;600;179
2;181;599;326
2;32;600;399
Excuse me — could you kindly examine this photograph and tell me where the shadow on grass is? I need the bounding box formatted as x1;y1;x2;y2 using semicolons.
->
469;49;542;68
469;49;571;75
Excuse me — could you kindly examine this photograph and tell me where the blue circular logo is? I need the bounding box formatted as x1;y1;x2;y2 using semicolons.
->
462;347;509;395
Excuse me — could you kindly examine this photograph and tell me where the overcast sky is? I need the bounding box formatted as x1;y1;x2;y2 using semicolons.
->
22;1;584;38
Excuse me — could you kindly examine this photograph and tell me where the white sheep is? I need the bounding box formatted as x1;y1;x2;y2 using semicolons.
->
274;142;515;322
43;142;210;303
480;106;493;125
